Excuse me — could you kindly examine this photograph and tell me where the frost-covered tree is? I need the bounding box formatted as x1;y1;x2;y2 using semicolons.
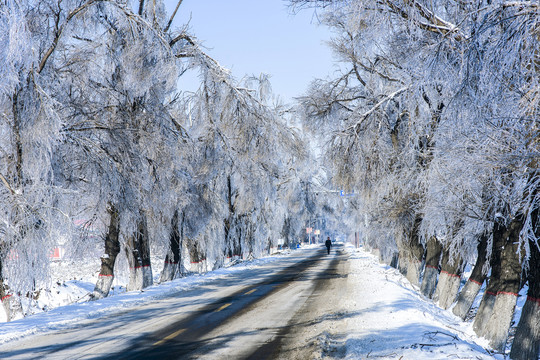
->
44;0;187;298
1;0;190;309
0;0;79;319
184;53;306;267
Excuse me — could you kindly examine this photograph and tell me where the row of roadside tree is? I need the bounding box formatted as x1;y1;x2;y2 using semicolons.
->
293;0;540;358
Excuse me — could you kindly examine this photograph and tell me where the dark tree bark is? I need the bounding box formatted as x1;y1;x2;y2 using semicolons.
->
379;248;399;268
421;236;442;298
232;219;243;260
126;213;153;292
484;216;523;351
224;217;242;261
434;245;465;309
473;221;505;337
0;90;25;318
453;234;489;319
11;90;23;186
510;237;540;360
160;210;182;283
281;216;291;248
404;215;425;286
0;253;11;321
92;204;121;300
389;252;399;269
224;175;241;262
401;92;443;287
187;238;205;273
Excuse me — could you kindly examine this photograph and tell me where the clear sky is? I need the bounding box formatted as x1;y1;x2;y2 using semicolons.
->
164;0;335;103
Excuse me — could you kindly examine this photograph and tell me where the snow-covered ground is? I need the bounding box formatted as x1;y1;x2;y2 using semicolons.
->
342;245;501;360
0;243;505;359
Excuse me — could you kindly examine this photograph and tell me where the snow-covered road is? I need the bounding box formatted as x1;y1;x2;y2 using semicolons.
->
0;244;504;359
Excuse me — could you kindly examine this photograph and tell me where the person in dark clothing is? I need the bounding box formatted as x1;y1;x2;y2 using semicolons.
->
325;237;332;254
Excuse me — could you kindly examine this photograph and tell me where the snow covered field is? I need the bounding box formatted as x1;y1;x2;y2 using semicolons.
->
0;243;506;359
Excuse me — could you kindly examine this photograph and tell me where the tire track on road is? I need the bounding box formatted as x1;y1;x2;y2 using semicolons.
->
105;250;326;360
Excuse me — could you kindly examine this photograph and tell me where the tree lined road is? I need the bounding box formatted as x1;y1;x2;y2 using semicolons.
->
0;245;348;359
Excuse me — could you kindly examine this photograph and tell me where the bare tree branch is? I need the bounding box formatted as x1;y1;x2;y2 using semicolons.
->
164;0;184;33
0;174;15;195
346;86;409;134
38;0;104;74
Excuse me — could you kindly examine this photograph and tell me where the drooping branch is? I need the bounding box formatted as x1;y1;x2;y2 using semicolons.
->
170;32;195;47
384;0;466;41
38;0;104;74
292;0;466;41
39;0;175;74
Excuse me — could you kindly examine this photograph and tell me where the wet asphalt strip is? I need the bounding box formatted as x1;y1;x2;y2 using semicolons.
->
99;249;329;360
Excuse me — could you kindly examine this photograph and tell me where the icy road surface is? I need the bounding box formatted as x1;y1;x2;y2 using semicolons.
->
0;244;501;359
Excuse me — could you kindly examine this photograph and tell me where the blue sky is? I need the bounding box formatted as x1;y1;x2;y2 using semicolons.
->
165;0;335;103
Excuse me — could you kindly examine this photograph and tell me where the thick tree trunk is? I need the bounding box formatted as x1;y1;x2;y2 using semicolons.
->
380;248;398;268
421;236;442;298
388;252;399;268
187;238;205;273
160;210;182;283
397;245;409;277
232;229;242;260
0;257;11;322
126;237;141;291
281;216;291;248
473;221;505;337
486;294;519;351
224;175;242;263
126;214;153;292
474;291;497;337
510;239;540;359
399;216;425;286
0;90;24;318
92;204;121;300
225;217;243;263
434;246;464;309
405;216;425;286
510;297;540;360
484;217;524;351
453;234;489;319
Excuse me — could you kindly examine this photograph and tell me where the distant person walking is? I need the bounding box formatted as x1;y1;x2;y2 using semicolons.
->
325;237;332;254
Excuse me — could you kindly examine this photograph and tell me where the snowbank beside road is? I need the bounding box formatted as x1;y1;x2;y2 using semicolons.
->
343;244;501;359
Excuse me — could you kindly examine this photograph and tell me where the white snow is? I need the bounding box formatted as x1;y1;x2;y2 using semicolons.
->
342;244;500;359
0;243;504;359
